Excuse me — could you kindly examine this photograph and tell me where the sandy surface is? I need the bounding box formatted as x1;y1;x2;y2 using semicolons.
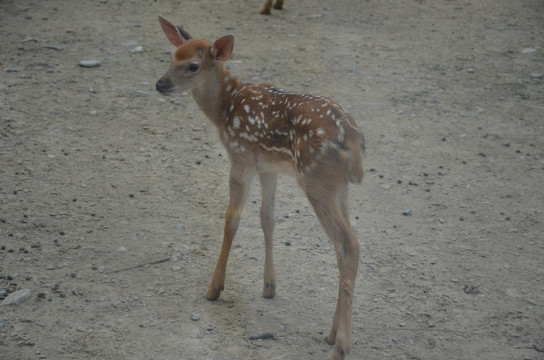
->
1;1;543;359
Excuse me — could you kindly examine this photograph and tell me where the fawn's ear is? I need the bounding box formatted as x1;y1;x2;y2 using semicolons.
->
158;15;189;47
212;35;234;62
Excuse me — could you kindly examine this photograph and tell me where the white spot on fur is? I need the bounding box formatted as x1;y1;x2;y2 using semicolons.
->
239;132;258;142
233;117;241;129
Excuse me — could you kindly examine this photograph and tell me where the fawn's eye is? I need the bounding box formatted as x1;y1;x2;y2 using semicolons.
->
188;63;199;72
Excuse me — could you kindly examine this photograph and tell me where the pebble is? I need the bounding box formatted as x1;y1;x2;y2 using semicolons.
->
191;313;200;321
521;48;537;54
537;268;544;275
505;288;519;298
2;288;32;306
117;246;128;253
6;68;19;73
0;322;5;328
123;40;139;47
79;60;101;68
347;67;358;73
133;89;150;96
402;209;412;216
130;45;144;53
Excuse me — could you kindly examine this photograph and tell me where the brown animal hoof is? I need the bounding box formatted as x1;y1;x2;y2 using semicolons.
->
262;282;276;298
205;286;223;300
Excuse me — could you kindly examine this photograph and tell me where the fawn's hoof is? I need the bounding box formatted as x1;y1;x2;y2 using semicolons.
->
325;337;349;360
205;286;223;300
262;282;276;298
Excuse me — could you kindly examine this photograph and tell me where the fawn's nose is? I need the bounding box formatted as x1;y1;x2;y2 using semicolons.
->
156;77;173;93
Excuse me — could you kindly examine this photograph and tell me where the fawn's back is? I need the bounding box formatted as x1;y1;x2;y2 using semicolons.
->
220;83;365;183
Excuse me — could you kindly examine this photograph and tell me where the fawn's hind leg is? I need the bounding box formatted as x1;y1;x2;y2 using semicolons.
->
259;172;277;298
304;182;359;360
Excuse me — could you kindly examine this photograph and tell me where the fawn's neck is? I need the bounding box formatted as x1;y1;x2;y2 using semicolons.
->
191;63;242;130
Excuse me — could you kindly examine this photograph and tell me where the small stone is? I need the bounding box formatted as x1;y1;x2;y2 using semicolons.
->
521;48;537;54
79;60;101;68
6;68;19;73
402;209;412;216
191;313;200;321
505;288;519;298
117;246;128;253
2;288;32;305
172;266;181;271
537;268;544;275
133;89;150;96
285;241;291;246
347;67;358;73
130;45;144;53
123;40;139;47
0;322;5;328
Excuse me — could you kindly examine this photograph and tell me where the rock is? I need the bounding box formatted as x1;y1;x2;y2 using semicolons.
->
402;209;412;216
521;48;537;54
79;60;101;68
191;313;200;321
2;288;32;306
130;45;144;53
117;246;128;253
6;68;19;73
133;89;150;96
505;288;519;298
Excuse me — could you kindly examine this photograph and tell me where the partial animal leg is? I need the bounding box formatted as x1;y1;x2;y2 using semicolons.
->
337;183;351;227
206;166;254;300
305;184;360;360
259;172;277;298
273;0;284;10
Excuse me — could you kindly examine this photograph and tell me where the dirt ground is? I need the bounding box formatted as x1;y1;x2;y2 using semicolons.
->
1;0;543;359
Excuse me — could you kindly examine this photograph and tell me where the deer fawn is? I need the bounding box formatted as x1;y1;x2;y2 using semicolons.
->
261;0;284;14
156;16;365;360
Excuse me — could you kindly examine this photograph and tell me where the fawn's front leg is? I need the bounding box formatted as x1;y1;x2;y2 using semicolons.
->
206;166;253;300
259;173;277;298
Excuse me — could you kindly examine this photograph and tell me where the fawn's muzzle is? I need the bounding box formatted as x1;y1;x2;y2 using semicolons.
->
156;77;173;93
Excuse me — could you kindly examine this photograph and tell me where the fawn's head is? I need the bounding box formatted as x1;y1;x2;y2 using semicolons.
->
156;15;234;95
